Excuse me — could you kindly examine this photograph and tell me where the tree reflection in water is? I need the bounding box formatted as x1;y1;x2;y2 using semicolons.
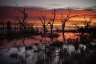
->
0;32;96;64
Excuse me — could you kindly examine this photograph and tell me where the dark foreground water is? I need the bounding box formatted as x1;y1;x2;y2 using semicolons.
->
0;43;96;64
0;32;96;64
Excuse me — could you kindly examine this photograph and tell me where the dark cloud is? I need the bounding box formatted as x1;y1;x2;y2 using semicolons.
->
0;0;96;9
83;6;96;11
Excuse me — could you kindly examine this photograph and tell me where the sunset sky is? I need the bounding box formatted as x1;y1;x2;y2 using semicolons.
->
0;0;96;27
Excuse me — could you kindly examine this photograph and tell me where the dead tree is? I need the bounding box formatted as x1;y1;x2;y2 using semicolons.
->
38;11;48;37
30;22;35;31
60;8;77;43
48;10;56;41
83;15;94;29
15;3;28;31
6;21;12;33
0;21;5;30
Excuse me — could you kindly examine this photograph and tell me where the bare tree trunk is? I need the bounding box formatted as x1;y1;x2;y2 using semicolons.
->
49;10;56;42
62;23;65;43
43;25;46;36
50;25;53;41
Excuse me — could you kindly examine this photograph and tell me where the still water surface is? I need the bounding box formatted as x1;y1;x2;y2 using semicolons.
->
0;32;79;48
0;32;96;64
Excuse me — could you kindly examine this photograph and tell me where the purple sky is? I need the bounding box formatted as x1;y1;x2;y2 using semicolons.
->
0;0;96;9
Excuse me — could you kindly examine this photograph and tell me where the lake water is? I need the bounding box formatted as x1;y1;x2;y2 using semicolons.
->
0;32;96;64
0;32;80;48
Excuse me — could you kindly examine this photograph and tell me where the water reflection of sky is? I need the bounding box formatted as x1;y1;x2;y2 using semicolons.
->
0;32;79;48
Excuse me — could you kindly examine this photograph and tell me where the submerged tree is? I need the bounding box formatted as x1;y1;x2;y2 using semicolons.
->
38;11;48;37
60;8;77;43
0;21;5;31
6;21;12;33
83;15;95;29
30;22;35;33
48;9;56;41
